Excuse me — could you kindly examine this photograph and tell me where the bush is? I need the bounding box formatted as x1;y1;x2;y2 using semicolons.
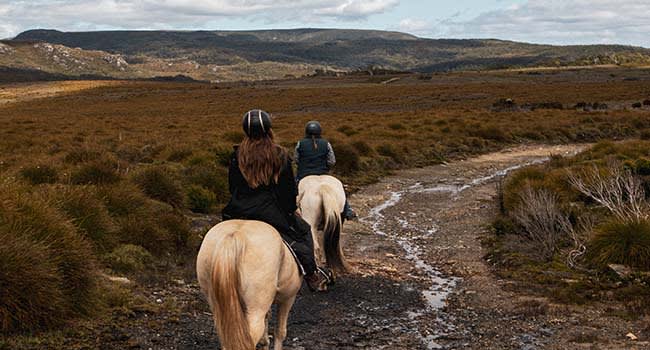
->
117;213;170;255
492;216;518;236
213;146;233;167
351;140;374;157
641;130;650;141
376;143;402;163
187;185;217;213
0;231;65;332
71;159;121;185
185;163;229;202
587;219;650;270
46;185;118;252
104;244;153;274
511;186;573;259
98;183;149;217
63;149;101;164
0;181;97;332
337;125;358;136
331;142;360;176
166;147;193;162
132;166;184;208
20;164;58;185
472;125;511;142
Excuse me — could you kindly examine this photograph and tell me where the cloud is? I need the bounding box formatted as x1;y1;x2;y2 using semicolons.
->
397;18;431;36
441;0;650;47
0;0;399;38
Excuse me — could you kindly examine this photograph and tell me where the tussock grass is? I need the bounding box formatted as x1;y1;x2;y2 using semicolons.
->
19;164;58;185
0;180;97;333
587;220;650;270
132;165;184;208
2;70;650;332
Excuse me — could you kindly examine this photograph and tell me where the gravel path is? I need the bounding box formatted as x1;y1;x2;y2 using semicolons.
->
97;143;649;350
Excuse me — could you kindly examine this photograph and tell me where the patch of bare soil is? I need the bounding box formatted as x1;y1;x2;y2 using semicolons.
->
34;144;650;350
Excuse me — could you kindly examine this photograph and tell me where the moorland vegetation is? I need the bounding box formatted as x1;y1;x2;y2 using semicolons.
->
1;68;650;334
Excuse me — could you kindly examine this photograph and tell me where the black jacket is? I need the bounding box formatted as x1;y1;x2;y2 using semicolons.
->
222;147;298;236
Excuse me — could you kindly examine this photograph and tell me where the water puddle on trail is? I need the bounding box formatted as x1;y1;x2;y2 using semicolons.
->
361;158;551;349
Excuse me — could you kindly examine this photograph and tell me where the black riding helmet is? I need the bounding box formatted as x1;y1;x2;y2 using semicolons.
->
242;109;272;139
305;121;322;137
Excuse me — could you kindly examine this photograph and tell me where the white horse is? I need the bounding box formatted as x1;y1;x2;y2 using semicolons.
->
196;220;314;350
297;175;348;272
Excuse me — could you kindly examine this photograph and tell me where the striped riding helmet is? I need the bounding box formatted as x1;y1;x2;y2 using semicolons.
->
242;109;272;139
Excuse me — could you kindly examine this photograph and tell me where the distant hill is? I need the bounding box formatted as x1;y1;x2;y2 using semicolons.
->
5;28;650;82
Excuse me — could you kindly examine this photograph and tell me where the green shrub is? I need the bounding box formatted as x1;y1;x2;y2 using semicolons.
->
337;125;358;136
187;185;217;213
587;219;650;270
104;244;153;274
98;183;149;217
492;216;518;236
0;231;65;332
213;146;234;167
388;122;405;130
166;148;193;162
63;149;101;164
132;166;184;208
502;167;547;212
351;140;374;157
117;213;170;255
71;159;121;185
641;130;650;140
46;185;118;252
185;163;228;202
376;143;402;163
20;164;58;185
331;142;360;176
0;181;97;332
635;158;650;176
472;125;511;142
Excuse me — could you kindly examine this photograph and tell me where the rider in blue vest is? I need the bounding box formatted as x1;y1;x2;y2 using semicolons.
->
294;121;357;220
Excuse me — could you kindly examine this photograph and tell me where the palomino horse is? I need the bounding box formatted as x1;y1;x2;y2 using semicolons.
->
196;220;303;350
298;175;348;272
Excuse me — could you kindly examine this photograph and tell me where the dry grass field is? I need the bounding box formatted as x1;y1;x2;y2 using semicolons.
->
1;67;650;343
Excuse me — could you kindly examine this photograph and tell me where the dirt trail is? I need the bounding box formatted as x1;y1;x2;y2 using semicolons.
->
113;144;649;350
0;81;120;105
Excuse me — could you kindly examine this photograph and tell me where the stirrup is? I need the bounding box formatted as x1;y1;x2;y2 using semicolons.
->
317;266;334;286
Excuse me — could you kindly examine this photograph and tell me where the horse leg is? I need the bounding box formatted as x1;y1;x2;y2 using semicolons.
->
274;296;296;350
310;223;325;265
259;311;271;350
248;311;268;349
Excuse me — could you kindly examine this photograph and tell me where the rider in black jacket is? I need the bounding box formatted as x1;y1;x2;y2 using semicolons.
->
222;110;331;291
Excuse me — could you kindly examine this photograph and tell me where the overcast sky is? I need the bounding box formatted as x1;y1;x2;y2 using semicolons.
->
1;0;649;47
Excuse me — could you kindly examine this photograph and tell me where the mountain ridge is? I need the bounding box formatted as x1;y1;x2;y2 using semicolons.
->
5;28;650;82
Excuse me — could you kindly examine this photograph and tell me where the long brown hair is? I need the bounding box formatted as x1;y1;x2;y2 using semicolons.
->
238;129;287;188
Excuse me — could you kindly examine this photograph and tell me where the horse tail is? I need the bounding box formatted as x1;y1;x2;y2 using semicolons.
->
210;231;254;350
320;184;348;272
